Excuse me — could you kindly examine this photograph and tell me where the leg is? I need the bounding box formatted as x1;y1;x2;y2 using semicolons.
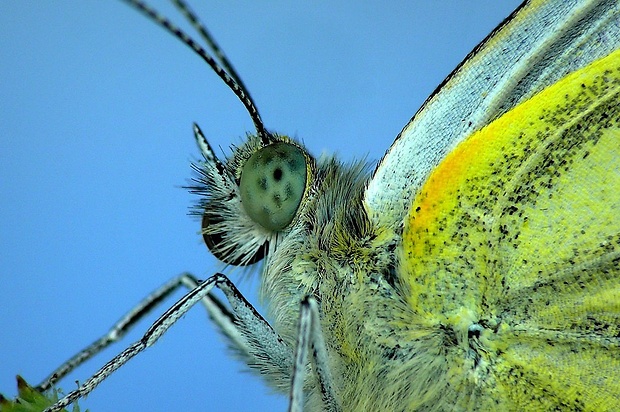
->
213;278;295;390
41;273;295;412
42;274;225;412
36;272;204;392
289;296;340;412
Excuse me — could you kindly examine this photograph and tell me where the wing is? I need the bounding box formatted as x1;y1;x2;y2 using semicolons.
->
400;47;620;409
365;0;620;229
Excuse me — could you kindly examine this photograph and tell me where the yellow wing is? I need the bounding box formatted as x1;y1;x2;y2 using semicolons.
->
367;0;620;232
402;48;620;409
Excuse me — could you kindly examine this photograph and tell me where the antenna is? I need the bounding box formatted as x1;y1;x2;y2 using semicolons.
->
121;0;270;143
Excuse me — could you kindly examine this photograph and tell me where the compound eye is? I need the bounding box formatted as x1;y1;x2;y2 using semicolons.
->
239;142;307;231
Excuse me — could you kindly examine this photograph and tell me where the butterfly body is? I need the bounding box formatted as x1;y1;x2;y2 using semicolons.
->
260;1;620;408
244;45;620;409
2;1;620;411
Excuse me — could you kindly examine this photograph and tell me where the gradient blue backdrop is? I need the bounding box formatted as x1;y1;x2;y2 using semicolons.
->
1;2;521;411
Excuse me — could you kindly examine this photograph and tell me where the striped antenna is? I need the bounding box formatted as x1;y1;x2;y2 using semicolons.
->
121;0;270;143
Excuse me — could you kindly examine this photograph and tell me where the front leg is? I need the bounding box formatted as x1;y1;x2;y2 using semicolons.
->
40;273;292;412
289;296;341;412
204;276;295;391
35;272;206;392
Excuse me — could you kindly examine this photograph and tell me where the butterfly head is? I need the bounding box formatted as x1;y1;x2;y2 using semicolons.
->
191;125;316;266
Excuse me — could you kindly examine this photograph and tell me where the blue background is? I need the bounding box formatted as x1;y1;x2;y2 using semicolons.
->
1;2;521;411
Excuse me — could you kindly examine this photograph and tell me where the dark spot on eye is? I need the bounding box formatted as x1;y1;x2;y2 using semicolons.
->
261;153;274;164
288;157;303;171
273;168;283;181
273;193;282;207
258;177;268;191
285;183;294;198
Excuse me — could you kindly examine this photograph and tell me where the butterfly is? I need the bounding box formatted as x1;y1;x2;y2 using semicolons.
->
1;0;617;410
